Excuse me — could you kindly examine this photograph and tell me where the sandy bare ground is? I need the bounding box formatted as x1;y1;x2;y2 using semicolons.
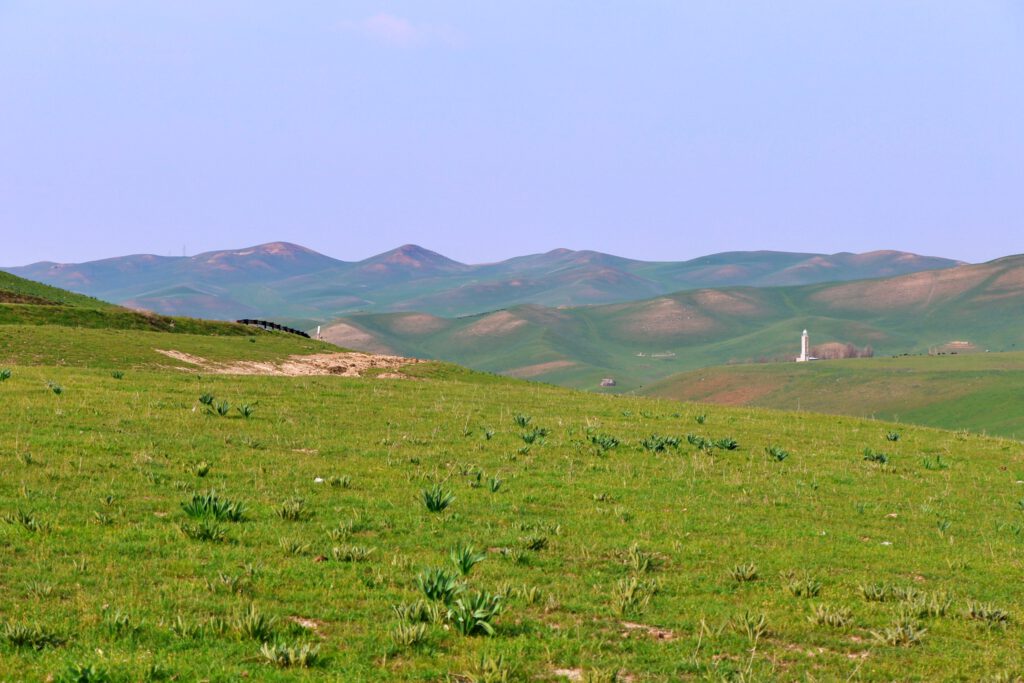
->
154;349;423;377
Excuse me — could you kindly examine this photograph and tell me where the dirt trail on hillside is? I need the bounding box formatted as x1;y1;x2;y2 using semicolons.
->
154;349;423;378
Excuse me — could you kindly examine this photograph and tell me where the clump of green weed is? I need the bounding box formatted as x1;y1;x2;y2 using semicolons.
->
966;601;1011;627
781;571;821;597
449;592;503;636
641;434;680;453
734;611;769;644
276;497;312;522
488;475;503;493
589;433;620;453
260;640;320;668
421;484;454;512
520;427;549;444
329;475;351;488
513;414;532;427
416;567;462;604
110;370;124;379
728;562;758;583
0;369;11;381
232;603;277;641
390;622;428;648
611;576;658;616
178;518;226;542
808;604;852;628
450;543;487;576
278;538;310;555
713;436;739;450
521;535;548;551
766;445;790;461
393;599;445;625
181;491;245;522
871;616;926;646
863;448;889;464
237;403;257;419
904;591;953;619
624;542;659;574
695;413;707;424
463;653;516;683
187;461;211;477
2;509;50;534
332;545;376;562
886;431;901;441
56;662;112;683
46;381;62;395
1;621;66;650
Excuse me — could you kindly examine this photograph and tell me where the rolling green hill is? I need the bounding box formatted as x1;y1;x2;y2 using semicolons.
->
322;255;1024;392
644;351;1024;439
0;271;339;365
4;297;1024;680
3;242;960;323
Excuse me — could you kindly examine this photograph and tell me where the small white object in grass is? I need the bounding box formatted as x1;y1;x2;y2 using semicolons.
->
313;477;324;484
880;541;893;546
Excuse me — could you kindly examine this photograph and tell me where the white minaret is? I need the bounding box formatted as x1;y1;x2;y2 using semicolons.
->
797;329;809;362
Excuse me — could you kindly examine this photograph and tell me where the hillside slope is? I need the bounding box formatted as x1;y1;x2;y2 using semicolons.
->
322;255;1024;391
3;243;961;322
644;351;1024;439
3;321;1024;679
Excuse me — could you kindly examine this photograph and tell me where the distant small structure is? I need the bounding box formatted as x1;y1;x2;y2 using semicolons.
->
796;329;817;362
600;378;616;387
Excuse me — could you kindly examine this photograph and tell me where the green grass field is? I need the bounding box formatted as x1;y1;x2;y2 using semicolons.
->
4;336;1024;681
5;274;1024;680
644;351;1024;440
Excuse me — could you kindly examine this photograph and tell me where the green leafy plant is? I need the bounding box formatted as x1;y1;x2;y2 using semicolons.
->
641;434;680;453
464;653;516;683
513;414;532;427
187;461;211;477
232;603;277;642
110;370;124;380
488;475;503;493
713;436;739;450
871;616;926;646
766;445;790;461
809;604;852;628
276;497;312;521
966;601;1011;627
181;491;246;521
416;567;462;604
611;576;658;616
520;427;549;444
390;622;428;648
450;543;487;575
2;509;50;534
47;381;63;395
781;571;821;597
331;544;376;562
214;400;231;416
886;431;901;441
734;610;769;644
729;562;758;583
237;403;257;419
198;393;214;406
448;591;503;636
0;369;11;381
863;448;889;464
259;640;320;668
589;433;620;453
421;484;455;513
178;518;226;542
695;413;707;424
1;621;66;650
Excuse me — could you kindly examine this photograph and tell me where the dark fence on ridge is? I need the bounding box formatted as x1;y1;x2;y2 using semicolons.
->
236;319;311;338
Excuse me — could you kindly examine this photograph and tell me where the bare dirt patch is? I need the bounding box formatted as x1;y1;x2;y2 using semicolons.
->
620;621;676;641
154;349;423;378
456;310;527;338
319;321;397;354
506;360;577;378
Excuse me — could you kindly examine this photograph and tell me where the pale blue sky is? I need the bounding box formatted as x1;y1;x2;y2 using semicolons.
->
2;1;1022;265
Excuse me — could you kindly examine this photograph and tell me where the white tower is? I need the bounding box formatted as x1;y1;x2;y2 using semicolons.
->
797;329;809;362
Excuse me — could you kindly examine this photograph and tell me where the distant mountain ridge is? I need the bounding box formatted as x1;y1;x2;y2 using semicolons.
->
320;255;1024;392
3;242;962;323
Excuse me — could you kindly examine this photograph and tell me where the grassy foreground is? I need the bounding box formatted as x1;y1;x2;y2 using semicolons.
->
3;351;1024;681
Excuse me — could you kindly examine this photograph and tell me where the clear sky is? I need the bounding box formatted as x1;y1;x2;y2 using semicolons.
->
1;1;1022;266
